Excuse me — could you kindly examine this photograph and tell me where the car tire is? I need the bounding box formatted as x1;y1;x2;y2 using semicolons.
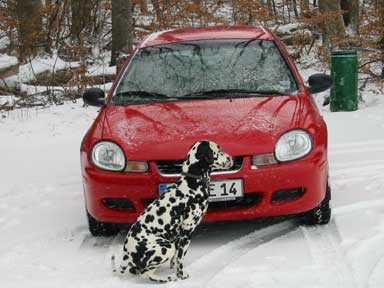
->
300;181;331;226
86;210;119;236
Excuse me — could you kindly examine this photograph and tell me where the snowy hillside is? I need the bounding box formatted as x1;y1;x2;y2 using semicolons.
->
0;73;384;287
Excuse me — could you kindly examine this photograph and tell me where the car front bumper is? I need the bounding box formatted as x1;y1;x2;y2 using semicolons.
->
82;149;328;224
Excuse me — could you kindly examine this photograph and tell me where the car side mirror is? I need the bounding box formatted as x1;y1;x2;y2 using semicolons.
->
307;73;332;94
83;88;105;107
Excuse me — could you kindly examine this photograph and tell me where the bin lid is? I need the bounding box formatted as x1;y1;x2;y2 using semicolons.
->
331;50;357;56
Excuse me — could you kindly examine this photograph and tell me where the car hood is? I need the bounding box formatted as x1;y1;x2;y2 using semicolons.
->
102;96;304;160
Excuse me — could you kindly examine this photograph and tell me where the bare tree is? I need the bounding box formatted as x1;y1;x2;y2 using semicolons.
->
14;0;43;62
379;0;384;78
70;0;93;42
301;0;310;12
379;0;384;23
340;0;359;34
319;0;346;48
139;0;148;15
152;0;164;28
110;0;133;67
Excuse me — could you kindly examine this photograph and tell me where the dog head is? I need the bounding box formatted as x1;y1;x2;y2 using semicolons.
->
183;141;233;175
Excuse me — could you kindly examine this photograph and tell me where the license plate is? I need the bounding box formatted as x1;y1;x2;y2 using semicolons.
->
208;179;243;202
159;179;243;202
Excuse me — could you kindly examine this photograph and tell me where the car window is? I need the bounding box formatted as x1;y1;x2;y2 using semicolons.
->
112;39;299;104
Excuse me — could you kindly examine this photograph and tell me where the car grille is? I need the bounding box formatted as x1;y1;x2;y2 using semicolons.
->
155;157;243;176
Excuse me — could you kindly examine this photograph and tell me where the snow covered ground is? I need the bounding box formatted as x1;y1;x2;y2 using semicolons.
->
0;78;384;288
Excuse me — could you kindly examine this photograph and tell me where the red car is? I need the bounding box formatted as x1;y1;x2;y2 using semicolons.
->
81;26;332;236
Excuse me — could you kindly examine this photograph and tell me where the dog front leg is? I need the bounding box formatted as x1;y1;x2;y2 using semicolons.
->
176;229;193;280
170;250;176;269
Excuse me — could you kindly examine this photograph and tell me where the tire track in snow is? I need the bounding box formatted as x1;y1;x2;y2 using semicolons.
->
369;257;384;288
331;163;384;176
330;140;384;150
330;146;384;156
301;221;357;288
331;159;384;170
173;220;298;288
329;140;384;159
353;234;384;288
330;158;384;189
333;199;384;216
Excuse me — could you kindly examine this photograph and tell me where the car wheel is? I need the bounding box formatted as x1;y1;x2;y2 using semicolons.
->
300;181;331;226
86;210;119;236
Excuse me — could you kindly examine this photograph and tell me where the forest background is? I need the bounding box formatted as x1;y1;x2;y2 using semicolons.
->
0;0;383;110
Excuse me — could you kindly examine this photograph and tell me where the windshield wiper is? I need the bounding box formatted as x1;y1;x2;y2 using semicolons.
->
114;90;172;99
250;90;288;95
113;90;185;104
182;89;288;98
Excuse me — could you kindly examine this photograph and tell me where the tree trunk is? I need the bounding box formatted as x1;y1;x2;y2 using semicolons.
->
15;0;43;62
70;0;93;42
319;0;346;48
152;0;164;28
271;0;277;17
292;0;299;18
340;0;359;34
379;0;384;23
266;0;273;16
379;0;384;78
300;0;310;18
301;0;310;13
137;0;148;15
110;0;133;67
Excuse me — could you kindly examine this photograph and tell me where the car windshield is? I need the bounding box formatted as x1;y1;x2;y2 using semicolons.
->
112;39;299;105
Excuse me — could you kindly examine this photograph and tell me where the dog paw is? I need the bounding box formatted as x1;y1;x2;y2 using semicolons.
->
177;271;190;280
167;275;178;282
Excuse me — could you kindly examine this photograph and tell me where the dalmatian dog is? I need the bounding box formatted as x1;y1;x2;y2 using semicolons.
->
112;140;233;283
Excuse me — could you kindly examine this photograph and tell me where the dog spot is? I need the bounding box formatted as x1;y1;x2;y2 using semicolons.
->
158;219;164;225
176;190;183;198
153;256;162;263
145;214;155;223
169;197;176;203
161;247;167;255
129;223;142;237
123;254;129;261
157;206;166;216
185;177;199;190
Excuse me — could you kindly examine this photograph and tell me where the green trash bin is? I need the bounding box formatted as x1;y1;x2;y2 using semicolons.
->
330;50;358;112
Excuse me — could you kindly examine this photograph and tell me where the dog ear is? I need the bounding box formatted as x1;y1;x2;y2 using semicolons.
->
196;141;214;165
204;151;214;165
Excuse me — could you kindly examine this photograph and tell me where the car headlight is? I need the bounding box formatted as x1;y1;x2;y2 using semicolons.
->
92;141;126;171
275;129;313;162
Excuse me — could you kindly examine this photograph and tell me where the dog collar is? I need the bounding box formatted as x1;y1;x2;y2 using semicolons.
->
181;171;210;186
181;171;203;179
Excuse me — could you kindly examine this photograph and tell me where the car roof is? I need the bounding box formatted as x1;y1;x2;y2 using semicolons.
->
137;25;275;48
